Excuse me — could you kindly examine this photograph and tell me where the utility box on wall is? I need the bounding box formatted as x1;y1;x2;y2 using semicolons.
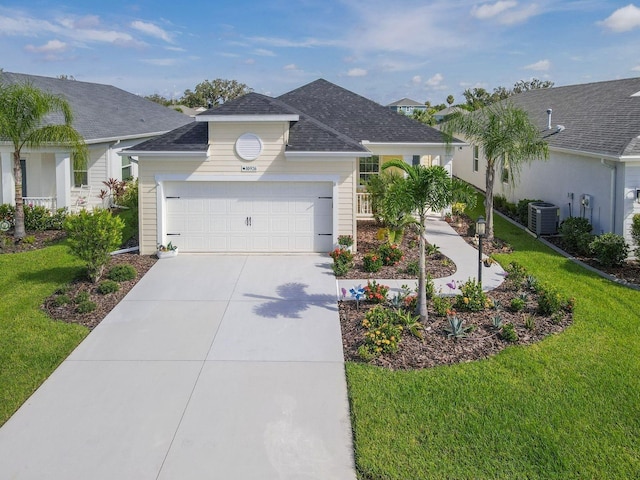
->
528;202;559;236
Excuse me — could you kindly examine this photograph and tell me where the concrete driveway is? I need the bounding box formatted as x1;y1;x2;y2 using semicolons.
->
0;255;356;480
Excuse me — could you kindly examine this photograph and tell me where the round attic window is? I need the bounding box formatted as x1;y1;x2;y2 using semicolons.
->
235;133;263;161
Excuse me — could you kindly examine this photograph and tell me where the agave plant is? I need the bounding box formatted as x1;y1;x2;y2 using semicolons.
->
444;313;474;339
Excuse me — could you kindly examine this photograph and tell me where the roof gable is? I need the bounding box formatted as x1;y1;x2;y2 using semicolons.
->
278;79;453;144
0;72;192;142
508;77;640;157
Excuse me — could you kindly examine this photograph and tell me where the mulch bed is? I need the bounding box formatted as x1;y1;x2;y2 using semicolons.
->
341;220;456;280
42;253;156;330
338;216;575;371
0;230;66;253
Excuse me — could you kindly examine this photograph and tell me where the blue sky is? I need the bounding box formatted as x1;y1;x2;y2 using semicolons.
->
1;1;640;105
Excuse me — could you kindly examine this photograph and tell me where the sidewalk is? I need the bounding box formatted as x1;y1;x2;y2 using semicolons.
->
338;215;506;297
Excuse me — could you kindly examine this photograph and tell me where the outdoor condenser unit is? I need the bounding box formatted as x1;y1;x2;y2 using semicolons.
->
528;202;559;236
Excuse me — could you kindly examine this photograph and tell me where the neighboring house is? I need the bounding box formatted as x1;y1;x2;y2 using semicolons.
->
452;77;640;245
387;98;427;115
172;105;208;117
124;79;462;254
433;106;465;123
0;72;193;211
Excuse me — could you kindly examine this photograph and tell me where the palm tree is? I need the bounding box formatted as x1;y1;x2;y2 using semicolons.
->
0;81;87;239
443;101;548;241
381;161;476;322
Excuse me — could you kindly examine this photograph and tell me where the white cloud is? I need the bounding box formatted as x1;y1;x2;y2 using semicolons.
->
131;20;173;43
165;46;185;52
524;59;551;71
425;73;444;87
141;58;177;66
254;48;276;56
632;65;640;72
284;64;298;70
347;68;367;77
244;58;256;64
412;75;422;85
599;4;640;32
24;39;67;53
471;1;517;19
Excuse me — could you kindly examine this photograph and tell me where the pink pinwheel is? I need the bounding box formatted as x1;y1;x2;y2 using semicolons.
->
446;280;457;292
341;287;347;299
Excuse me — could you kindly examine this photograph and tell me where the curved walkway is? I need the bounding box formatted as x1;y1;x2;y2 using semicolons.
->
338;215;506;297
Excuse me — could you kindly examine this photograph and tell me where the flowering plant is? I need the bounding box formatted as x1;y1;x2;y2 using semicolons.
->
364;280;389;304
378;243;403;266
157;241;177;252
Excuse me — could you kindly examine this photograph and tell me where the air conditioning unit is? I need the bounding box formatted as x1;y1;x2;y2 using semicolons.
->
528;202;559;236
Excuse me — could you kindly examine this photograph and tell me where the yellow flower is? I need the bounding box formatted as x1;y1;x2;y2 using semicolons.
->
463;297;470;304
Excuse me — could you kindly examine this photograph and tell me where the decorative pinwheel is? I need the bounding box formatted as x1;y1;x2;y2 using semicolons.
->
350;285;365;310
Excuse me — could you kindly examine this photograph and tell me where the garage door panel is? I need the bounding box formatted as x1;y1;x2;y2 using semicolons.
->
165;181;332;253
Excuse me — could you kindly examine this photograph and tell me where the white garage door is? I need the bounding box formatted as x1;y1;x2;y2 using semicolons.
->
164;181;333;253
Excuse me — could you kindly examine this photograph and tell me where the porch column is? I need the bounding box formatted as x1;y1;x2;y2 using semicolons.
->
1;149;15;204
55;152;72;209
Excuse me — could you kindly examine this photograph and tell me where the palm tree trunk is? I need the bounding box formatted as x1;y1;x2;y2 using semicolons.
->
13;150;26;239
484;162;496;241
417;215;428;323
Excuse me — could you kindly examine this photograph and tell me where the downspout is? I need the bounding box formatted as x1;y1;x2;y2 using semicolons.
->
601;159;616;234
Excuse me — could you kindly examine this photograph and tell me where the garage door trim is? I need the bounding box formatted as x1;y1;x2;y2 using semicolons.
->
155;174;340;252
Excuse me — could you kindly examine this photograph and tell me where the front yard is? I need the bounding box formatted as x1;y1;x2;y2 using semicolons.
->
346;204;640;479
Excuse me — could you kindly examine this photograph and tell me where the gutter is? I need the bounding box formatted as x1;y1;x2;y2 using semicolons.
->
601;159;617;234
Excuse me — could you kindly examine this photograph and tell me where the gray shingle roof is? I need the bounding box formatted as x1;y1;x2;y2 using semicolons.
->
0;72;193;142
278;79;458;144
507;77;640;157
387;98;424;107
127;122;208;152
124;78;457;154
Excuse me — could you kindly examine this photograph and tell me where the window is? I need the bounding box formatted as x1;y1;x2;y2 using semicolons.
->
359;155;380;186
121;155;133;180
72;154;87;187
412;155;421;166
472;145;479;172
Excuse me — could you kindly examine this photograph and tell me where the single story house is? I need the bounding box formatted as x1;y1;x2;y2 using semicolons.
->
452;77;640;246
0;72;193;211
387;98;427;116
124;79;462;255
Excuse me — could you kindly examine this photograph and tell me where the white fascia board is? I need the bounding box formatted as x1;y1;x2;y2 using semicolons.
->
361;141;454;147
195;114;299;122
83;131;173;145
284;151;367;160
118;150;206;158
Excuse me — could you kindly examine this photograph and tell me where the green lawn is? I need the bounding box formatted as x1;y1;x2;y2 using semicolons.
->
0;243;88;425
347;199;640;479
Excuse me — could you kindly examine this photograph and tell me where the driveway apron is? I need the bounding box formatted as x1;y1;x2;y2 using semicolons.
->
0;255;356;480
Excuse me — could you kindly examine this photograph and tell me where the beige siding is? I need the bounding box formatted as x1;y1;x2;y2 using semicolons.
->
138;121;357;254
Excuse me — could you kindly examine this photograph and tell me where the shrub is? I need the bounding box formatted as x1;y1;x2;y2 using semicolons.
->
500;323;518;342
405;260;419;276
22;235;35;245
337;235;353;248
378;243;403;266
432;295;451;317
589;233;629;267
504;262;527;290
329;247;353;264
362;252;383;272
454;278;487;312
516;198;542;226
632;214;640;256
524;315;536;331
64;209;124;283
76;301;97;314
107;264;137;282
364;280;389;303
559;217;593;254
493;195;508;212
0;204;15;226
332;260;351;277
360;306;403;357
510;297;526;312
537;287;565;316
46;208;68;230
98;279;120;294
53;294;71;306
425;273;435;300
23;204;50;231
75;291;90;304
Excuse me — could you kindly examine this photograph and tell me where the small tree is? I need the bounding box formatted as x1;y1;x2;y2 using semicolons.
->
181;79;252;108
443;101;548;241
65;209;124;283
0;81;87;239
381;162;476;322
